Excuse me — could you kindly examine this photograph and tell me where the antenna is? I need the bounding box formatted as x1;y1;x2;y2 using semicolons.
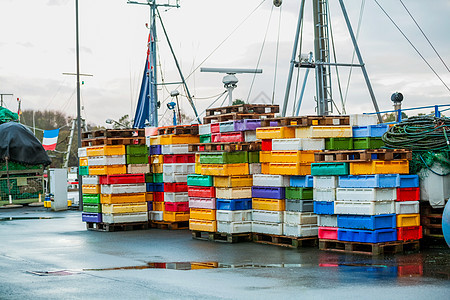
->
200;68;263;106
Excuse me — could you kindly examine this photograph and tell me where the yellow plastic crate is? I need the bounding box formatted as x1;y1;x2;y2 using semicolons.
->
265;163;311;176
150;154;164;164
82;184;100;194
201;163;249;176
86;145;125;157
252;198;286;211
153;201;164;211
214;175;253;187
163;211;190;222
152;163;164;174
195;163;202;174
159;134;199;145
256;126;295;140
145;192;154;202
150;136;161;145
190;262;219;270
260;150;317;163
190;208;216;221
261;163;270;174
215;187;252;199
295;126;353;138
350;160;409;175
101;203;148;214
89;165;127;176
44;200;51;208
79;157;88;166
195;153;201;163
189;219;217;232
100;193;147;204
396;214;420;227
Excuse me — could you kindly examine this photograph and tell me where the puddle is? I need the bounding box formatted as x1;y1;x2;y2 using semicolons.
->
27;270;79;276
0;217;61;222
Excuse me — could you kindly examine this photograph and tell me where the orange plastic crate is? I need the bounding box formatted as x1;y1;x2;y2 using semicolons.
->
189;219;217;232
190;208;216;221
252;198;286;211
163;211;190;222
350;160;409;175
100;193;146;204
256;126;295;140
88;165;127;175
86;145;125;157
82;184;100;194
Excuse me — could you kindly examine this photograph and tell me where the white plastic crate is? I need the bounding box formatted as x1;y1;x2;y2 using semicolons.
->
161;144;190;154
163;192;189;202
163;172;188;183
295;126;353;138
216;210;252;222
318;215;338;227
215;187;252;199
334;200;395;215
349;114;378;126
78;147;87;158
272;138;302;151
395;201;419;215
283;212;317;225
189;197;216;209
127;164;151;174
249;163;261;175
252;174;290;187
102;212;148;223
283;224;318;237
244;131;257;142
146;136;151;147
149;211;164;221
88;155;126;166
101;183;146;194
217;221;252;234
313;176;339;189
313;188;336;202
82;175;99;185
252;221;283;235
302;138;325;150
199;124;211;135
336;188;397;202
163;163;195;174
252;210;284;223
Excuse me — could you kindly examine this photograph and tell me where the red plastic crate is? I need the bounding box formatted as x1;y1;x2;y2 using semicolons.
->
397;187;420;201
199;145;205;151
154;192;165;202
211;123;220;133
318;227;338;240
98;174;145;185
164;201;190;212
211;133;221;143
164;182;188;193
398;265;423;277
397;226;422;241
261;139;272;151
220;132;245;143
163;154;195;164
188;186;216;198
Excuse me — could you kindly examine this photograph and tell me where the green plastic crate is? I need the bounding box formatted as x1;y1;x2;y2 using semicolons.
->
248;152;260;164
199;134;211;144
0;162;41;172
285;187;313;200
153;173;163;183
83;194;101;204
311;162;349;176
187;174;214;187
353;137;385;149
325;138;353;150
126;144;149;155
199;152;248;164
126;154;148;165
83;203;102;213
79;166;89;176
145;173;153;183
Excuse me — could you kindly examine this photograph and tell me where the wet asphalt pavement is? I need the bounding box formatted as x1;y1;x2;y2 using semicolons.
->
0;206;449;300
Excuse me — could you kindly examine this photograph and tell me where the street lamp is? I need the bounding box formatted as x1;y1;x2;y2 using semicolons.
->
106;119;127;128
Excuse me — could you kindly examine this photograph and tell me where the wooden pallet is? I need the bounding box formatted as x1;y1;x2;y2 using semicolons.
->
86;221;149;232
420;203;444;238
192;231;252;243
188;142;261;153
82;129;145;140
252;233;318;248
150;221;189;230
203;112;275;124
157;125;199;136
319;239;420;256
260;115;350;127
205;104;279;116
314;149;412;163
81;137;145;147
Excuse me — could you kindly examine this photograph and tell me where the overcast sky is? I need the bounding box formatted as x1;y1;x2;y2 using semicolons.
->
1;0;449;128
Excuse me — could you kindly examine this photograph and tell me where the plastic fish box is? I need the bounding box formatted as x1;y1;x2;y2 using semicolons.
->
249;163;261;175
78;147;88;157
252;186;285;199
190;208;216;221
334;200;395;215
252;174;290;187
147;201;153;211
149;154;163;164
199;152;248;164
82;212;102;223
216;187;252;199
79;157;88;166
284;224;318;237
318;215;338;227
217;221;252;234
290;175;314;188
397;187;420;202
99;174;145;185
252;198;285;211
311;163;349;176
145;173;153;183
89;165;127;176
338;174;398;188
188;186;216;198
397;175;419;188
187;174;213;187
83;204;102;213
319;227;338;240
83;194;101;204
161;144;190;155
313;188;336;202
337;214;396;230
145;192;154;202
82;175;99;185
163;173;188;183
314;201;335;215
164;182;188;193
352;137;384;150
189;219;217;232
153;173;163;183
154;192;164;202
286;199;314;212
214;175;253;188
284;212;317;225
295;126;353;138
216;198;252;211
201;163;249;176
82;184;100;194
261;150;316;164
266;162;311;176
395;201;419;215
159;134;199;145
244;130;257;142
101;183;146;194
325;137;353;150
149;211;164;221
248;151;260;164
350;160;409;175
252;221;283;235
189;197;216;209
163;154;195;164
397;226;422;241
336;188;397;202
271;138;303;151
86;145;125;157
146;182;164;193
164;192;189;203
261;139;272;151
235;119;261;131
101;203;148;214
219;120;236;133
396;214;420;227
303;138;326;151
285;187;314;200
210;123;220;133
199;134;211;144
199;124;211;135
127;164;151;174
151;163;163;174
216;210;252;222
338;228;397;243
349;114;378;126
256;126;296;140
163;163;195;174
252;210;283;223
212;132;245;143
352;124;389;138
102;212;148;224
153;201;164;211
149;145;162;155
126;144;148;155
313;176;339;189
163;211;190;222
100;193;147;204
149;136;161;145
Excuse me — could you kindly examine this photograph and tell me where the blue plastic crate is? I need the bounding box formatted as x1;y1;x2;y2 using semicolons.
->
216;198;252;210
251;186;285;199
352;124;389;138
147;201;153;211
337;214;396;230
338;228;397;243
82;212;102;223
397;174;419;188
146;183;154;192
314;201;334;215
150;145;162;155
290;175;314;187
153;183;164;192
338;174;398;188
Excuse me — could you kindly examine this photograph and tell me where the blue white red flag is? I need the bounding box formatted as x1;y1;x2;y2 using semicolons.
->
42;129;60;151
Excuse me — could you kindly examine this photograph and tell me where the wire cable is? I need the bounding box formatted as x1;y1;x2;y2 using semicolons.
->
272;4;282;105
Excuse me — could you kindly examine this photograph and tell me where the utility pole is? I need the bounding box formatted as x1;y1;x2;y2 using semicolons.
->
75;0;83;210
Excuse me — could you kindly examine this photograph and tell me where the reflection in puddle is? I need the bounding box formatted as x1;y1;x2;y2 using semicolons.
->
0;217;61;222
